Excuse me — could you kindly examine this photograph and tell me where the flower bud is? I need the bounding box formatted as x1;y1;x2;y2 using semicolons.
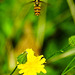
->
69;35;75;47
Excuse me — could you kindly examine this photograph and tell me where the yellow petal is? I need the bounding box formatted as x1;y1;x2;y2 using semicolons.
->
17;49;47;75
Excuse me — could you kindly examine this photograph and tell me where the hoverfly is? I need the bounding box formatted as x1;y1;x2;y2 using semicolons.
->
22;0;49;16
33;0;48;16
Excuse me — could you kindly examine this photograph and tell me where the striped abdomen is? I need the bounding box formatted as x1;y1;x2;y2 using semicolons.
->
34;6;41;16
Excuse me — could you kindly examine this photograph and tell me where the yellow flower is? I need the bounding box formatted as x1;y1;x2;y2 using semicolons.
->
17;49;47;75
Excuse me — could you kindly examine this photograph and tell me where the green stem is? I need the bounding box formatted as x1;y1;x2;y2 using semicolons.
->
10;66;17;75
47;44;70;60
61;57;75;75
63;66;75;75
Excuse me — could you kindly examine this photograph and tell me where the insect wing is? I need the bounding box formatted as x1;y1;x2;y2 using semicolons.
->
40;1;51;6
22;1;35;7
16;1;34;19
39;1;48;16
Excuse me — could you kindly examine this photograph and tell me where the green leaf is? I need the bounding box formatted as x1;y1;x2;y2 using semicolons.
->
17;51;28;64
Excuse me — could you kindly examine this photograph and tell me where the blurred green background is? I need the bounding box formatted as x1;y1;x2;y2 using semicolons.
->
0;0;75;75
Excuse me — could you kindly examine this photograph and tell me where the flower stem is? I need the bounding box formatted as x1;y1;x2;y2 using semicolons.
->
63;66;75;75
61;57;75;75
10;66;17;75
47;44;70;60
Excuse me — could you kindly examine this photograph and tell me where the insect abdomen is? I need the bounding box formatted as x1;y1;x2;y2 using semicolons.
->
34;6;41;16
